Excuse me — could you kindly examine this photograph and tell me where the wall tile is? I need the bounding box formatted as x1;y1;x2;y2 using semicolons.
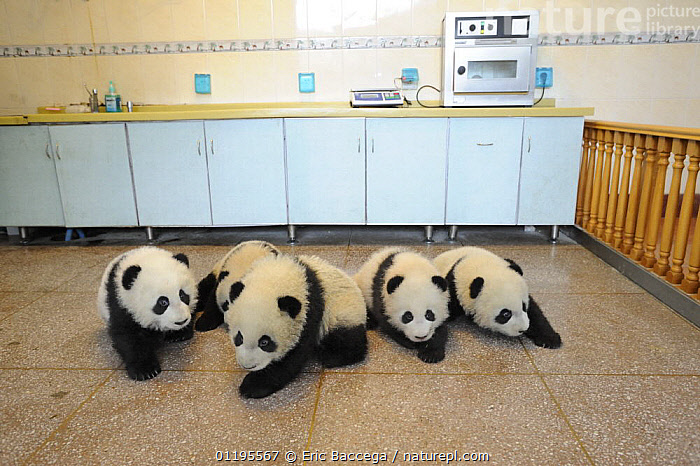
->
342;0;377;37
651;43;696;100
0;59;22;110
446;0;484;13
137;55;177;104
342;48;378;91
172;0;206;41
207;52;245;103
308;0;342;37
0;2;9;46
413;0;448;35
205;0;240;40
68;0;97;44
547;45;589;100
5;0;44;45
273;51;310;101
273;0;309;39
86;0;111;44
138;0;174;43
377;0;412;36
686;100;700;128
41;0;71;45
238;52;278;102
649;99;691;127
14;58;51;109
103;0;143;44
239;0;274;40
483;0;521;12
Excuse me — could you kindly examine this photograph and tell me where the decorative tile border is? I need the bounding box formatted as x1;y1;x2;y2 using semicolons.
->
1;30;697;58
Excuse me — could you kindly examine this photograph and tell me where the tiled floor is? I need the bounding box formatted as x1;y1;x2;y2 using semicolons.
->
1;226;698;465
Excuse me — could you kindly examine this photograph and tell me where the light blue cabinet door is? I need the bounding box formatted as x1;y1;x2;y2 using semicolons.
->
447;118;523;224
127;121;211;226
286;118;365;224
0;126;64;226
50;124;137;227
205;119;286;225
366;118;447;224
518;117;584;225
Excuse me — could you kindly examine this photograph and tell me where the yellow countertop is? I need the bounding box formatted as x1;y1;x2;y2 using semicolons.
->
9;101;594;124
0;116;28;125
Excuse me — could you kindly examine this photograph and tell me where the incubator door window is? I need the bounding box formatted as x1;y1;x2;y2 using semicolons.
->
453;46;531;92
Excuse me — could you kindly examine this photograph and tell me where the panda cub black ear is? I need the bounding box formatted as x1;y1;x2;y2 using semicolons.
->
173;253;189;267
229;282;245;303
122;265;141;290
387;276;404;294
431;275;447;292
278;296;302;319
469;277;485;299
217;270;229;284
505;259;523;276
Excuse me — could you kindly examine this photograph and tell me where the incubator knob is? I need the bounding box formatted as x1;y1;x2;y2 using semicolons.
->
457;66;466;75
469;24;476;32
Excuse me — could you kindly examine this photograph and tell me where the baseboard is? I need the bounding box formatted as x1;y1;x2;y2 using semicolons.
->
562;225;700;328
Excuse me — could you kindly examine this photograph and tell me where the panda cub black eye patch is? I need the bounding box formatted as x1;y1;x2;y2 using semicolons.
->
496;309;512;324
179;289;190;305
401;311;413;324
258;335;277;353
425;310;435;321
153;296;169;315
234;331;243;346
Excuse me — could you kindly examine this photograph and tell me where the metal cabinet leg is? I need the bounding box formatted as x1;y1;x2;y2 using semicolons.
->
424;225;434;243
19;227;29;244
448;225;458;241
146;227;156;242
550;225;559;242
287;225;297;244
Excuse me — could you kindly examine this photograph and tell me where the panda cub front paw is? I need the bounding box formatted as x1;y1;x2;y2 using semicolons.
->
127;359;162;381
239;372;279;399
417;346;445;364
529;332;562;349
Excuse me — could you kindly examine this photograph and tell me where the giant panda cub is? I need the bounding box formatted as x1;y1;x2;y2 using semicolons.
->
194;240;279;332
222;254;367;398
97;246;197;380
353;248;450;363
434;246;561;349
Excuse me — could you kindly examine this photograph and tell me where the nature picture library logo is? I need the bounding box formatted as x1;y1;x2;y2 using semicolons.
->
540;1;700;36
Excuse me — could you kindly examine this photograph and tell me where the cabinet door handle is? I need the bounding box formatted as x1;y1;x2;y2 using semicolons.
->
197;140;201;156
55;144;61;160
527;136;531;153
371;138;374;153
476;142;494;146
357;137;361;153
45;143;51;159
210;139;214;155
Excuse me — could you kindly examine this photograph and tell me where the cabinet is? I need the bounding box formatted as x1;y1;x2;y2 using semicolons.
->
518;117;584;225
446;118;524;224
205;119;286;225
286;118;365;224
49;124;137;227
366;118;448;224
0;126;64;226
127;121;212;226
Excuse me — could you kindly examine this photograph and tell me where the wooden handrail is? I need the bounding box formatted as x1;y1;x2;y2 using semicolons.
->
585;120;700;141
578;122;700;301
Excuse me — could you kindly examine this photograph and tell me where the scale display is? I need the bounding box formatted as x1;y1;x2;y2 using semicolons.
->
350;89;404;107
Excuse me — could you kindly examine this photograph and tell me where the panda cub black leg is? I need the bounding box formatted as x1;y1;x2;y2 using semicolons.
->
194;291;224;332
417;324;448;363
319;325;368;368
110;330;162;381
239;342;314;399
366;310;379;330
524;295;562;349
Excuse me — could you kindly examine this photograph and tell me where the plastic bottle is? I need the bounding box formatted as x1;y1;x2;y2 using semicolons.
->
105;81;122;112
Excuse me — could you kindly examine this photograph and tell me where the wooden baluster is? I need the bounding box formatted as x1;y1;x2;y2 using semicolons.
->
575;128;591;225
630;135;659;261
674;141;700;287
613;133;635;249
622;134;647;254
640;137;672;268
604;131;624;243
668;140;698;283
654;139;687;276
595;130;614;238
581;129;596;227
587;130;605;233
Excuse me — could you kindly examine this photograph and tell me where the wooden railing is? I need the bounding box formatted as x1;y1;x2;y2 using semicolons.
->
576;120;700;298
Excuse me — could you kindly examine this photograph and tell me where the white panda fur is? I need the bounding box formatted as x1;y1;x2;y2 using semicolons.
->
353;247;450;363
434;246;561;348
97;246;197;380
222;253;367;398
194;240;279;332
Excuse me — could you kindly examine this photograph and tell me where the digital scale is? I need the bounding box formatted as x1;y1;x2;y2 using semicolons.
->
350;89;404;107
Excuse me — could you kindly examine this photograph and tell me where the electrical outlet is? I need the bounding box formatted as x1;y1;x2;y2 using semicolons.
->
194;74;211;94
535;67;553;88
401;68;419;90
298;73;315;93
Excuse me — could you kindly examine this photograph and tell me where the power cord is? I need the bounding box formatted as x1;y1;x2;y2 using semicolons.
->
533;86;546;106
416;85;442;108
